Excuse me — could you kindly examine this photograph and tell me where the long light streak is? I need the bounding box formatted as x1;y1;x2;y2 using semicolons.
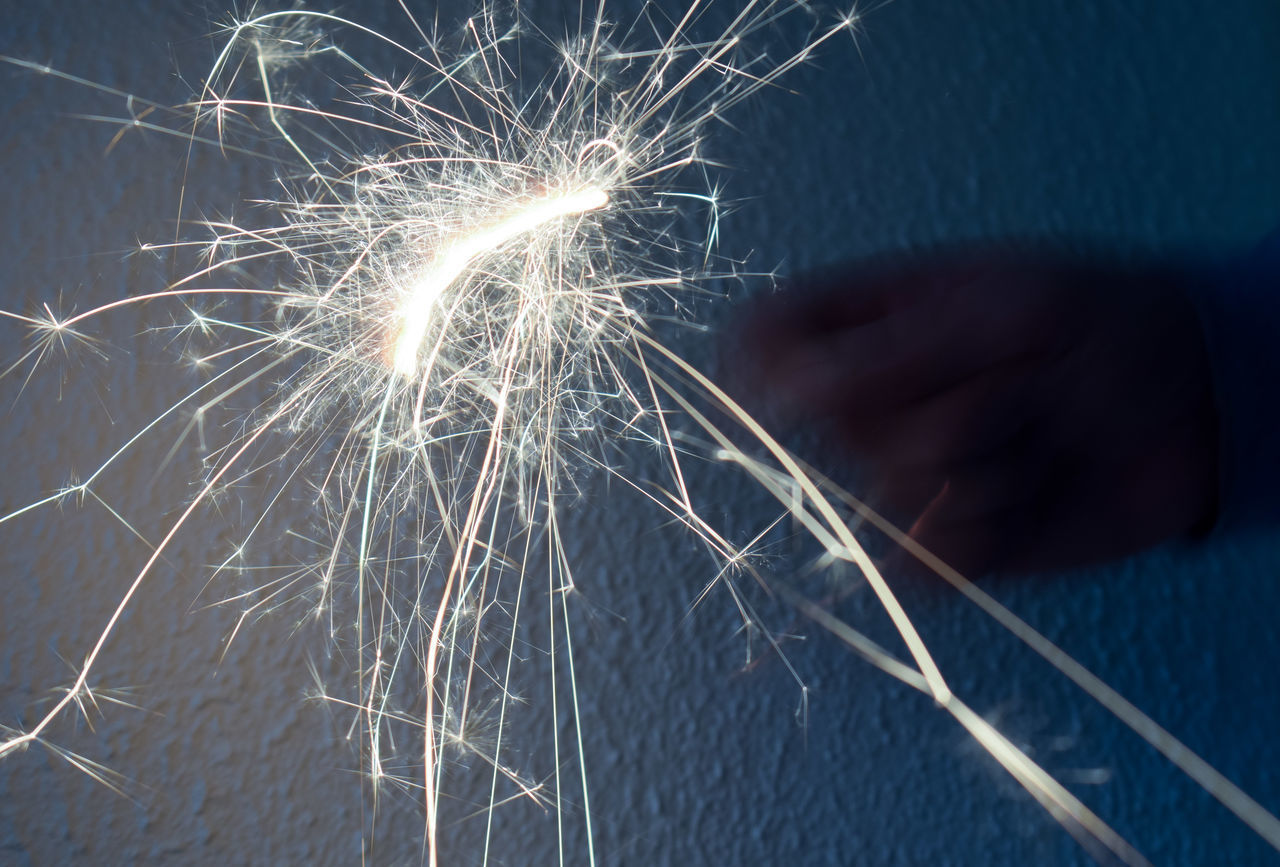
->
393;185;610;376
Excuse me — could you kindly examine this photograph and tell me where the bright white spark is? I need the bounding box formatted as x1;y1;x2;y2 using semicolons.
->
393;185;609;376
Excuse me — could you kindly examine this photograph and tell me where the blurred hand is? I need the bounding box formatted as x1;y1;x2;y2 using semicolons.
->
737;251;1219;575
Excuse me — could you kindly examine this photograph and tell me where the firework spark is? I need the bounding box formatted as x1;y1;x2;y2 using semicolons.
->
3;2;1279;865
0;3;860;861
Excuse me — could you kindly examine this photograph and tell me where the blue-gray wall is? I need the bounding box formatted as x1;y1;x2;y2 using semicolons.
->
2;1;1279;864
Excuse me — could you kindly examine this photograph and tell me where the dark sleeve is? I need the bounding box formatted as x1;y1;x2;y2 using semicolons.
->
1183;227;1280;533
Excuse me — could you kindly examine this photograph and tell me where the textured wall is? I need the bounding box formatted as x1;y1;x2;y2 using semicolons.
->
2;1;1280;864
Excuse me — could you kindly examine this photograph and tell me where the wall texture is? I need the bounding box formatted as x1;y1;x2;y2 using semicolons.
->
2;1;1279;864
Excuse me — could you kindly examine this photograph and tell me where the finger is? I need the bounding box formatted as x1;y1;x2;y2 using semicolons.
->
1000;420;1218;572
771;272;1076;419
836;358;1037;470
900;482;1024;577
911;415;1214;576
739;256;1001;375
898;442;1058;575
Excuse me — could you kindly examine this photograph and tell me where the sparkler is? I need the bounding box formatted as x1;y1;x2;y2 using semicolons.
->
3;2;1280;864
0;3;860;861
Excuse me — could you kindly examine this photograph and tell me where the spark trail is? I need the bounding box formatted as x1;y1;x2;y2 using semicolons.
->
392;184;611;377
0;4;863;861
2;2;1279;865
